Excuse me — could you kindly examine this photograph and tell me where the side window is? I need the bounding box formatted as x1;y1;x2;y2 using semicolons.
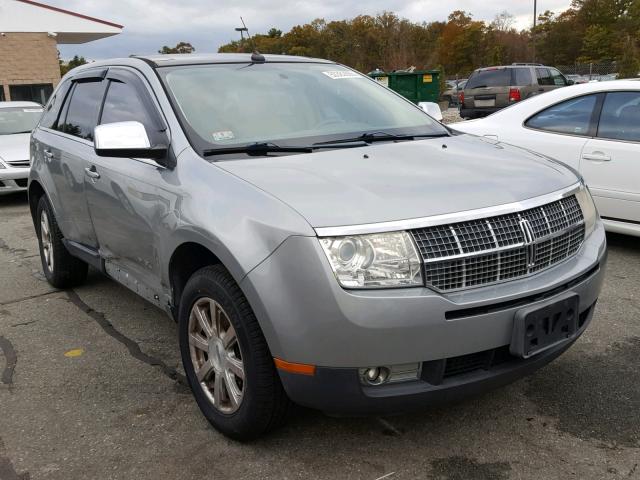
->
549;68;568;86
526;94;598;135
39;80;71;129
60;80;106;141
100;79;155;131
597;92;640;142
513;68;532;86
536;68;554;86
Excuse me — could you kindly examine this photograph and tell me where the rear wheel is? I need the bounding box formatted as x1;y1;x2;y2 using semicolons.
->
36;196;88;288
178;265;290;440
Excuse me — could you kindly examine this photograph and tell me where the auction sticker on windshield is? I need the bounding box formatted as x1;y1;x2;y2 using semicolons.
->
322;71;361;79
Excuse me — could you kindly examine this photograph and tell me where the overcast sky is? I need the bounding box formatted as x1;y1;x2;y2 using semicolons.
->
51;0;571;60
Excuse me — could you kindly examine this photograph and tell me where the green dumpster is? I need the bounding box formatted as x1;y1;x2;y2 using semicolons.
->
368;69;440;104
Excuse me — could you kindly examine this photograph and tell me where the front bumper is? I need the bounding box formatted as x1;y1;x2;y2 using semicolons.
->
279;309;593;415
0;165;29;194
241;220;606;413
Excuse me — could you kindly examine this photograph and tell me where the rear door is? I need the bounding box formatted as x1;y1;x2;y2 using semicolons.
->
32;72;107;247
464;68;511;109
580;91;640;223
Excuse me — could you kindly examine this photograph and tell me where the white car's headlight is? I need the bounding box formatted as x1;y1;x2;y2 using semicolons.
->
319;231;423;288
575;183;598;236
0;157;5;169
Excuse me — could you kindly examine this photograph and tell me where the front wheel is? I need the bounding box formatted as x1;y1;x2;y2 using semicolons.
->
36;196;88;288
178;265;290;440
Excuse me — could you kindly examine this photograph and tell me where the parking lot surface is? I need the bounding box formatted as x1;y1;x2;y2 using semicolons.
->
1;192;638;480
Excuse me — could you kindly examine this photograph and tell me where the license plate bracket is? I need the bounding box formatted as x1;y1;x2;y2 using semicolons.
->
510;293;579;359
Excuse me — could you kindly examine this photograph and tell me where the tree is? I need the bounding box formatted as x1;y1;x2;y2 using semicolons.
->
158;42;195;54
618;35;640;78
59;55;88;76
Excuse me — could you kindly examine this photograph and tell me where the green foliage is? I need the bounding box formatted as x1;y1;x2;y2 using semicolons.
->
158;42;195;54
59;55;88;76
216;2;638;78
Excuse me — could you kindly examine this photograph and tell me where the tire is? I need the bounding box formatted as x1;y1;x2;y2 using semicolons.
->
178;265;290;440
36;196;88;288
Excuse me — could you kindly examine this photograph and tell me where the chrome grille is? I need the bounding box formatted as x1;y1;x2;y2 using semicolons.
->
6;159;30;168
411;195;585;292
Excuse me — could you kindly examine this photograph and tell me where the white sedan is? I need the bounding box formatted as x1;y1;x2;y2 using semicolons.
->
0;101;43;195
452;80;640;236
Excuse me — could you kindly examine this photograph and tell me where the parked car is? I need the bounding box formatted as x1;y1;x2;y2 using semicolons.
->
441;79;467;106
29;54;606;440
566;74;589;84
0;101;43;194
460;63;571;119
453;80;640;237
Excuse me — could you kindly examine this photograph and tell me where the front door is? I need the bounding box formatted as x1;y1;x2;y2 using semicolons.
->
83;68;171;298
580;91;640;223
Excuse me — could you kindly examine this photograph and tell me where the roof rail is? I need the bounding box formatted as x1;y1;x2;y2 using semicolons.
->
511;63;543;66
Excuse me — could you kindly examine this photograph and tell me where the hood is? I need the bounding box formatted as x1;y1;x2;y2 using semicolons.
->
0;133;30;163
216;134;579;228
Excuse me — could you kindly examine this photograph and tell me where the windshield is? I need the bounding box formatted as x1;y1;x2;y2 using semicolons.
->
0;106;43;135
160;62;446;153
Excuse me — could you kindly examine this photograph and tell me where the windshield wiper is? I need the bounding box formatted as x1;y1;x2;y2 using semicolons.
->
313;131;448;146
202;140;370;157
203;142;313;157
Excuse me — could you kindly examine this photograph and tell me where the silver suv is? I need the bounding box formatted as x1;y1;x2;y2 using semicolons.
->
29;54;606;440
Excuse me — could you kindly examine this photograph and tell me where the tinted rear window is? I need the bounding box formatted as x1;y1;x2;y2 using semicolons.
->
466;69;511;89
61;81;105;141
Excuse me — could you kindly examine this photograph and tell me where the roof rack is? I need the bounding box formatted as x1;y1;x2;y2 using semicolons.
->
511;63;543;66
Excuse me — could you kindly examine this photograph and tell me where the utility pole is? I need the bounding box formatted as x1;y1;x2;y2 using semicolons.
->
532;0;537;63
235;23;248;52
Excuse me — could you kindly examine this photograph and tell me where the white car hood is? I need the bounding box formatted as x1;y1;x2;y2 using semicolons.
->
0;133;30;162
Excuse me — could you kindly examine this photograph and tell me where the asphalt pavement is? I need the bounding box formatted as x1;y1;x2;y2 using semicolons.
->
1;191;638;480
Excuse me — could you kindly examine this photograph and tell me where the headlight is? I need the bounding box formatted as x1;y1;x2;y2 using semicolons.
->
319;231;423;288
0;158;5;169
575;182;597;236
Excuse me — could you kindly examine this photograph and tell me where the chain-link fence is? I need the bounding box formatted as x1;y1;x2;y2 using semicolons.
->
556;62;618;82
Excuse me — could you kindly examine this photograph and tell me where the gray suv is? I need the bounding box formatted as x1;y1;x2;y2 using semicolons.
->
461;63;571;119
29;54;606;440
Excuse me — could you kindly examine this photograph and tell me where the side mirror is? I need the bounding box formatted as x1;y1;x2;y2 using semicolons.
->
94;121;168;161
418;102;443;122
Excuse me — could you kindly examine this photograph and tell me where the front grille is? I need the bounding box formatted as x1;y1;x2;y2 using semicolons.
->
6;160;30;168
411;195;585;292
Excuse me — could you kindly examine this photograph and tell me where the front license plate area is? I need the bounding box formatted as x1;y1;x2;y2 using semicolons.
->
510;294;579;359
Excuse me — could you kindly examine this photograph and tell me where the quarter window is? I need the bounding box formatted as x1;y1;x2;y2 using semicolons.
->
526;94;598;135
60;81;106;141
514;68;532;86
597;92;640;142
40;80;71;129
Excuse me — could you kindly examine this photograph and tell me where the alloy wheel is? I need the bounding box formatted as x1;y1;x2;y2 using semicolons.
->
40;210;54;273
188;297;245;414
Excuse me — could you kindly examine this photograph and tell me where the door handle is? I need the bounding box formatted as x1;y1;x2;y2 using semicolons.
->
582;152;611;162
538;88;545;92
43;149;54;161
84;166;101;179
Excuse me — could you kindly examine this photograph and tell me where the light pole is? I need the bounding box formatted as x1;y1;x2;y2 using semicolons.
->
532;0;537;62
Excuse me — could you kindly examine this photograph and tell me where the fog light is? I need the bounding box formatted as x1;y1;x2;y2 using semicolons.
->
360;363;421;386
362;367;390;385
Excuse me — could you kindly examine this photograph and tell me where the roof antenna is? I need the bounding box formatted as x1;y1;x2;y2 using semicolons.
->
239;16;265;63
